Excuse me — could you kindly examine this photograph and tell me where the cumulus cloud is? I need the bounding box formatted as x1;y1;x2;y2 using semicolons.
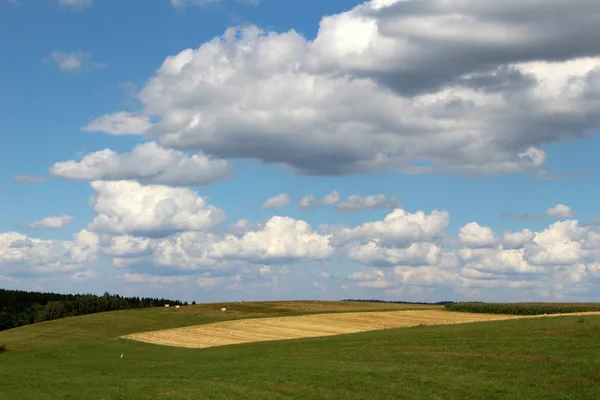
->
81;112;151;135
27;215;73;229
84;0;600;177
87;181;226;237
332;208;449;247
458;222;500;249
0;230;99;277
346;211;600;301
12;174;47;183
46;51;104;71
261;193;291;210
105;231;222;273
547;204;574;219
209;216;334;264
321;190;341;206
50;141;233;187
503;229;535;250
227;219;263;237
346;241;441;267
523;221;587;266
12;190;595;301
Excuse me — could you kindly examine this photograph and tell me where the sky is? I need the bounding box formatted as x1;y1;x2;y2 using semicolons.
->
1;0;600;304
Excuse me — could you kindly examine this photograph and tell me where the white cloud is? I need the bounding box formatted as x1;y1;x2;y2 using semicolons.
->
298;194;318;210
11;187;598;301
0;230;99;277
332;208;449;247
458;222;500;249
503;229;535;250
510;203;575;221
342;206;600;301
320;190;402;214
261;193;291;210
321;190;341;206
87;181;226;237
27;215;73;229
348;269;384;282
101;235;153;258
84;0;600;177
227;219;262;237
81;112;151;135
57;0;92;11
523;221;586;266
393;266;463;288
547;204;574;219
209;216;334;264
50;141;233;187
337;194;402;214
346;241;441;267
47;51;104;71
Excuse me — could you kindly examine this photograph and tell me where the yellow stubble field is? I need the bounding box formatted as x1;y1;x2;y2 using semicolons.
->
122;309;594;349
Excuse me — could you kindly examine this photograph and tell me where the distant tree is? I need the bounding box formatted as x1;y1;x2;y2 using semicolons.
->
0;311;15;331
192;301;196;305
0;288;184;331
36;301;68;323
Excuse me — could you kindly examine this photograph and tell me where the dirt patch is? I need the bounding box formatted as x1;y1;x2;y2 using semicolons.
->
122;310;600;349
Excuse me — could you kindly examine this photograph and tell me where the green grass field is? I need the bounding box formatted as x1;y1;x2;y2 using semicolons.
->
1;301;599;399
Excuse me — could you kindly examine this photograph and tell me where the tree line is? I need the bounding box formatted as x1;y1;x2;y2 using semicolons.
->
0;288;189;331
341;299;455;305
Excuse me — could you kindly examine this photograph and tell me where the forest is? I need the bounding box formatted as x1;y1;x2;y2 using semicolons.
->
0;288;187;331
341;299;455;305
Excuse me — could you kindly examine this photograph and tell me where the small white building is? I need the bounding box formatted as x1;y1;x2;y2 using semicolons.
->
175;305;180;309
164;304;170;308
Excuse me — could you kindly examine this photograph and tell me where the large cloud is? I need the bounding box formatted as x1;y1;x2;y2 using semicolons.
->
87;0;600;177
88;181;226;237
332;208;449;247
102;215;333;272
7;194;596;301
0;230;99;278
50;141;233;187
346;214;600;301
209;216;334;264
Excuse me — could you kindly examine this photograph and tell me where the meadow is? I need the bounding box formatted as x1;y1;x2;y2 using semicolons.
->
1;301;600;399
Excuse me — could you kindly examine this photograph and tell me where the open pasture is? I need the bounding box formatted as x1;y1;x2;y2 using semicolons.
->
2;301;600;399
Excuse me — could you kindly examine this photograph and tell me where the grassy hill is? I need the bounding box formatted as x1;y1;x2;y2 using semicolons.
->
1;301;599;399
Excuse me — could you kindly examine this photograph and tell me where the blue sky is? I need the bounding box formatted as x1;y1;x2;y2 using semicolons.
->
2;0;600;303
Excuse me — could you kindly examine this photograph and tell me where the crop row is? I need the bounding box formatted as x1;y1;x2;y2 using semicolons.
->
444;302;600;315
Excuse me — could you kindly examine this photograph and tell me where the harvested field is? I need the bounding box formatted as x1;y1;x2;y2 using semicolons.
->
122;309;568;349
